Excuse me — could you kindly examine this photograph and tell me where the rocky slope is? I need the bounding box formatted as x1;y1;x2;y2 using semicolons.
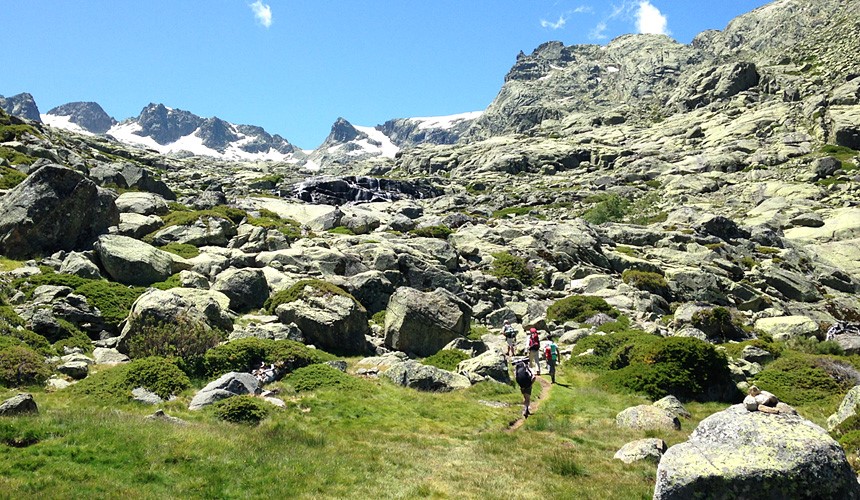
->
0;0;857;425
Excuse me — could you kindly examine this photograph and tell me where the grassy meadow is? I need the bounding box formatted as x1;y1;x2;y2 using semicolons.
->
0;361;744;500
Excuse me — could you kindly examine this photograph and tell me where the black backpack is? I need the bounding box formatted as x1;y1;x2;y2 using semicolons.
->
514;362;533;387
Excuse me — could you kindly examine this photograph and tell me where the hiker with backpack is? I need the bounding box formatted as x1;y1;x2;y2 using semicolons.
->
502;319;516;357
514;358;536;418
527;327;541;375
544;338;559;384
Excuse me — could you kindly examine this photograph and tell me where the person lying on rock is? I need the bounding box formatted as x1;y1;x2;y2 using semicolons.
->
744;385;779;414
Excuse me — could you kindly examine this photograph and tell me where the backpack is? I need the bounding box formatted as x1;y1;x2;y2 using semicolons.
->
514;361;533;387
545;343;558;362
528;333;539;351
503;324;516;339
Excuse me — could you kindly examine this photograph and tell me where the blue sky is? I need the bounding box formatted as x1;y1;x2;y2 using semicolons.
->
3;1;770;149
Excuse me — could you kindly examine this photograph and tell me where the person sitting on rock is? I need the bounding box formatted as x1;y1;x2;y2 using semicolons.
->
744;385;779;414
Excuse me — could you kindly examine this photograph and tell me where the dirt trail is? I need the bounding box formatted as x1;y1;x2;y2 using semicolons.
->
507;376;552;432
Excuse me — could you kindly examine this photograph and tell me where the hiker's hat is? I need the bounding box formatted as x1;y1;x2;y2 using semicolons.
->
530;327;537;333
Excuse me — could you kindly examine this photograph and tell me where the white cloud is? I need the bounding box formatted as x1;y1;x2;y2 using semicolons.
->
541;15;567;30
249;1;273;28
589;21;608;40
635;1;669;35
573;6;594;14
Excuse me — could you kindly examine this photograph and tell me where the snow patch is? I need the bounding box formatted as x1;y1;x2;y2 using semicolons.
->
410;111;483;131
354;125;399;158
41;114;94;136
606;66;620;73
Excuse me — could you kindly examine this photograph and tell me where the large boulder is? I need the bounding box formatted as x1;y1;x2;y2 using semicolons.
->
616;405;681;431
384;287;472;357
211;267;270;313
827;386;860;432
457;350;510;384
188;372;259;410
382;360;471;392
0;165;119;259
274;284;369;355
94;234;181;286
753;315;819;342
150;217;237;246
114;191;169;216
654;405;860;499
117;288;233;354
0;393;38;416
614;438;667;464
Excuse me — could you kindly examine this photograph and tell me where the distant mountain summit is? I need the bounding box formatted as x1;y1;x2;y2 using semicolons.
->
44;102;116;134
0;93;41;122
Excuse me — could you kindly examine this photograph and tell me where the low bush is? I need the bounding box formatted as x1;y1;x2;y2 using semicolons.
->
621;269;669;296
287;364;358;392
691;307;741;341
371;310;386;326
0;345;52;387
247;210;303;240
784;336;844;355
264;280;360;314
126;316;223;376
158;243;200;259
409;225;454;239
71;356;189;402
581;194;631;225
488;252;539;285
599;336;736;401
753;353;850;406
212;395;271;425
0;166;27;188
568;330;656;370
423;349;470;371
204;338;335;377
546;295;619;324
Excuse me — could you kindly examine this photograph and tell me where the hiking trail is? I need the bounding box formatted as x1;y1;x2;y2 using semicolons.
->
507;376;552;432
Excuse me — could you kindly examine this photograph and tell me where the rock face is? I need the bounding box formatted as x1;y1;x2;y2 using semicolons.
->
614;438;667;464
654;405;860;499
292;176;444;206
616;405;681;431
45;102;116;134
827;385;860;431
0;165;118;259
211;267;270;313
0;93;41;122
384;287;472;357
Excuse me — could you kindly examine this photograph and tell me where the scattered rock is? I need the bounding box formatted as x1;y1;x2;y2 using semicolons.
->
0;393;38;416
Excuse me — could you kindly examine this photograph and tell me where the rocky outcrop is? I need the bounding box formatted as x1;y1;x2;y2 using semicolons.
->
384;287;471;357
94;234;181;286
45;102;116;134
211;267;270;313
274;285;369;355
0;393;39;416
291;176;444;206
188;372;259;410
0;165;118;259
654;405;859;499
0;93;41;122
616;405;681;431
614;438;667;464
382;360;471;392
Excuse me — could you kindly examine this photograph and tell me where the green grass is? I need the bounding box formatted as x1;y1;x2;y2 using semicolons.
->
0;351;845;498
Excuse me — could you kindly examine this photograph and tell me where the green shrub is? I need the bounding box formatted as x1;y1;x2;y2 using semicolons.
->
621;269;669;296
126;316;223;376
53;324;92;354
468;324;490;341
158;243;200;259
599;336;735;401
371;310;386;326
204;338;335;377
784;336;844;356
0;166;27;188
212;395;270;425
288;364;358;392
691;307;740;341
488;252;539;285
491;207;540;219
0;345;52;387
568;330;657;370
247;211;302;240
753;354;847;406
150;274;183;290
581;194;631;225
423;349;470;371
71;356;190;402
409;225;454;239
720;338;782;361
327;226;356;235
124;357;191;399
0;147;36;167
546;295;619;324
264;280;361;314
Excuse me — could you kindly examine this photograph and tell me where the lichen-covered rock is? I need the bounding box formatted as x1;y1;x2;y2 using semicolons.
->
827;385;860;432
614;438;667;464
274;285;369;355
616;405;681;431
0;393;38;416
188;372;259;410
211;267;270;313
753;315;819;342
382;360;471;392
384;287;471;357
653;395;691;420
0;165;118;259
94;234;180;286
457;350;510;384
654;405;860;499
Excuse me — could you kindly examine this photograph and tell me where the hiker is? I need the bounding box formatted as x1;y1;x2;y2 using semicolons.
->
502;320;516;357
514;358;536;418
527;327;541;375
544;338;559;384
